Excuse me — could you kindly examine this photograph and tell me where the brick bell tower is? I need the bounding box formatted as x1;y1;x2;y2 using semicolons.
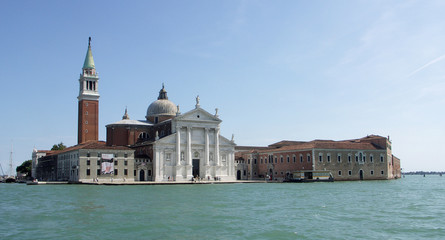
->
78;37;99;144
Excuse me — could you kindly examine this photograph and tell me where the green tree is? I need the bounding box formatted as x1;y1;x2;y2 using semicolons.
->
16;160;32;177
51;142;67;151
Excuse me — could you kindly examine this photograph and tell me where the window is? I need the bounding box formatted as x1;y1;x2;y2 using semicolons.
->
166;153;171;161
348;170;352;176
370;155;374;163
97;169;101;175
370;170;374;175
86;169;90;176
380;156;384;163
280;156;283;163
248;159;250;164
97;160;100;166
124;160;128;166
87;153;90;157
134;170;136;176
363;156;366;162
124;153;128;158
307;155;311;162
87;160;90;166
287;156;290;163
274;157;277;163
114;161;118;166
97;153;101;157
243;170;246;176
319;155;322;162
327;155;331;162
254;159;257;164
114;169;118;175
337;155;341;163
293;155;296;163
348;155;351;163
381;171;384;175
124;169;128;175
261;158;263;164
300;155;303;163
355;156;358;162
148;170;152;176
338;170;342;176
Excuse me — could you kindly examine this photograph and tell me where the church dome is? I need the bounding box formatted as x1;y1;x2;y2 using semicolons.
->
146;85;177;122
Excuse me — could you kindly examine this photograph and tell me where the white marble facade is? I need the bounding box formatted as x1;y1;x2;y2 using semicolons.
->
152;106;236;182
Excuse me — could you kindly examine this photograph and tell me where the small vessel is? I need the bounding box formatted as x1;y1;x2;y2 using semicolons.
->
285;170;334;182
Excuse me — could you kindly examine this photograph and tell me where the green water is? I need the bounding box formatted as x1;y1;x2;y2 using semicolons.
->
1;175;444;239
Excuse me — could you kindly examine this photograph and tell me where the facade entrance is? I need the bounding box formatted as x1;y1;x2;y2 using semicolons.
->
359;170;364;180
140;170;145;181
192;159;200;177
237;170;241;180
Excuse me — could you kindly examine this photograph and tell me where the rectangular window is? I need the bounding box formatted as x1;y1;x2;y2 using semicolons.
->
381;170;384;175
97;169;101;175
370;156;374;163
287;156;290;163
124;160;128;166
348;156;351;163
380;156;384;162
261;158;263;164
114;161;118;166
86;169;90;176
348;170;352;176
363;156;366;162
300;155;303;163
114;169;118;175
124;169;128;175
87;160;90;166
338;170;342;176
97;160;100;166
307;155;311;162
355;156;358;162
124;153;128;158
371;170;374;175
134;170;136;176
338;155;341;163
280;157;283;163
254;159;257;164
327;155;331;162
293;156;296;163
87;153;91;157
319;156;322;162
274;157;277;163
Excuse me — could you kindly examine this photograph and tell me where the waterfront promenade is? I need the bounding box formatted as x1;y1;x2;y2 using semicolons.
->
27;180;266;185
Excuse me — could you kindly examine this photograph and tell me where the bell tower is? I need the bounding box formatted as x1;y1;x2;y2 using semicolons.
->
78;37;99;144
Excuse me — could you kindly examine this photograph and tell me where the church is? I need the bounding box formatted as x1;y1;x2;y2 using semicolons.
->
33;38;236;182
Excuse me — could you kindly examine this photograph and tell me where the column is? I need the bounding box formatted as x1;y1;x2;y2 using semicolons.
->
176;126;181;166
205;128;209;166
187;126;192;165
215;127;220;166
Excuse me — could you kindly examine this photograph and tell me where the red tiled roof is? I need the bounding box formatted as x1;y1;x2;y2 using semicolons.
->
53;141;132;154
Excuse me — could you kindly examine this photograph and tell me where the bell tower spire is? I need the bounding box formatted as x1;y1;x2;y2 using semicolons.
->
78;37;100;144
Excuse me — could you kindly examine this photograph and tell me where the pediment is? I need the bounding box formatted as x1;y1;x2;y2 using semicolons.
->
175;107;221;123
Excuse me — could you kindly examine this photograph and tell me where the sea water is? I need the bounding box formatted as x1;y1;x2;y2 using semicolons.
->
1;175;444;240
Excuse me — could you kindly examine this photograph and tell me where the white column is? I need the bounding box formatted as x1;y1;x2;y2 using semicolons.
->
187;126;192;165
176;126;181;166
205;128;209;166
215;127;220;166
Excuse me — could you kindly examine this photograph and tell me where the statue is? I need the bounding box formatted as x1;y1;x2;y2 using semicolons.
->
195;95;200;108
215;108;219;117
176;105;180;115
231;134;234;142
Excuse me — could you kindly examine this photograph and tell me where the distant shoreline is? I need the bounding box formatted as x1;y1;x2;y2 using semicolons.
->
403;171;444;175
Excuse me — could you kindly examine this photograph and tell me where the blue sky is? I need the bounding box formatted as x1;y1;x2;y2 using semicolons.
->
1;0;445;174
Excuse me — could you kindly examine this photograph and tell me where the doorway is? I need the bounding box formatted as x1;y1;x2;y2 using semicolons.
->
139;169;145;181
237;170;241;180
359;170;364;180
192;159;200;178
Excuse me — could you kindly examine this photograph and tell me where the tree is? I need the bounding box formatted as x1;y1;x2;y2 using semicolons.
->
51;142;67;151
16;160;32;177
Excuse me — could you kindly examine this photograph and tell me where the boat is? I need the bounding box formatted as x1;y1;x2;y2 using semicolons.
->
285;170;334;182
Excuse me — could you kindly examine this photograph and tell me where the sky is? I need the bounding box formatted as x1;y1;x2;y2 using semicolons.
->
1;0;445;174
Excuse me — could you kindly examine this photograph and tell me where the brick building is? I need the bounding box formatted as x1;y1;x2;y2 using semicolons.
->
236;135;401;181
